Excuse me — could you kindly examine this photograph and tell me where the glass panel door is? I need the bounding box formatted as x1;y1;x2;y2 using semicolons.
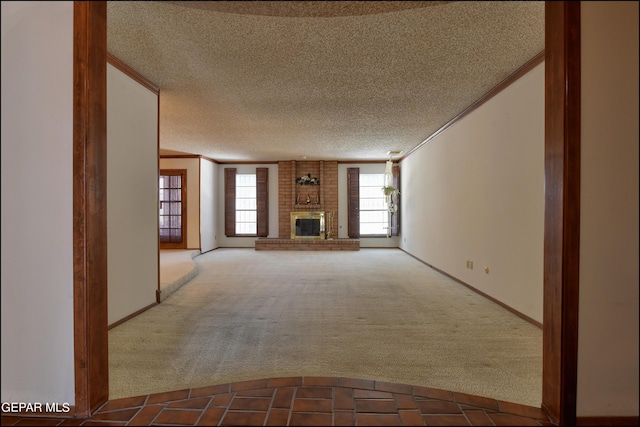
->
159;170;187;248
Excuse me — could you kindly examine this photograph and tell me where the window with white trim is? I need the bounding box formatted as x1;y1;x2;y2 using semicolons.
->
235;174;257;235
359;173;388;235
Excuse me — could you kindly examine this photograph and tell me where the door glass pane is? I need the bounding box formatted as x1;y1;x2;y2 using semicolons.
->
159;172;185;245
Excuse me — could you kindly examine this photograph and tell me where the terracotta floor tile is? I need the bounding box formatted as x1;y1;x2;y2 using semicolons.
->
338;377;375;390
272;387;295;409
375;381;413;395
90;408;139;421
235;388;274;398
497;401;546;420
487;413;542;426
453;392;499;411
11;420;64;426
265;408;290;426
0;376;558;427
393;393;418;410
463;409;495;426
295;387;333;399
195;407;225;426
355;399;398;413
0;416;20;426
209;393;233;407
230;379;270;392
221;410;267;426
412;386;454;401
353;389;394;399
356;413;403;426
56;419;85;426
334;387;354;411
146;389;190;405
421;414;471;426
229;397;271;411
98;395;147;412
268;377;303;388
292;398;332;413
153;408;202;425
398;409;424;426
289;412;332;426
302;377;339;387
416;400;463;415
190;383;230;398
80;422;126;426
127;405;163;426
334;410;356;426
167;396;211;409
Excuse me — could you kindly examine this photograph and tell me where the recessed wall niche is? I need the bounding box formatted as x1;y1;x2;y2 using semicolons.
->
295;160;322;206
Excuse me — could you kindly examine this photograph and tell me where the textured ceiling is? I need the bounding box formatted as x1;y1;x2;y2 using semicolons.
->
107;1;544;162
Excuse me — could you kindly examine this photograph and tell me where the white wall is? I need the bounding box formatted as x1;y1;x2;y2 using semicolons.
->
578;1;639;417
159;157;201;249
217;164;279;247
337;163;400;248
1;1;75;405
200;158;217;252
107;64;159;325
400;63;545;323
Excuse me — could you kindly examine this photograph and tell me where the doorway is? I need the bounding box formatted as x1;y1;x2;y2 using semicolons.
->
159;169;187;249
73;2;580;424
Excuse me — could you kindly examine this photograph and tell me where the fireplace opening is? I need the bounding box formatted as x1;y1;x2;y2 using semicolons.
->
291;211;325;239
296;218;321;236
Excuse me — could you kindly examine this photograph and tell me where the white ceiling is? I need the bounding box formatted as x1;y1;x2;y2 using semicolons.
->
107;1;545;162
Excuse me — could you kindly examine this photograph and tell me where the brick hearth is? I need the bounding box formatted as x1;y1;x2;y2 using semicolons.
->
255;238;360;251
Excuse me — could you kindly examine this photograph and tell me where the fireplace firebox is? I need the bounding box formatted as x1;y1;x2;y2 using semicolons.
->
291;211;325;239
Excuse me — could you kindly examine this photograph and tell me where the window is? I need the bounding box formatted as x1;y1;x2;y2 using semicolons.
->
235;174;257;235
347;166;400;238
159;170;187;248
359;173;388;235
225;168;269;237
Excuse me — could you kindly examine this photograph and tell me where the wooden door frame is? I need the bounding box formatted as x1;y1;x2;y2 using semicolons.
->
73;1;580;423
73;1;108;417
159;169;188;249
542;3;581;424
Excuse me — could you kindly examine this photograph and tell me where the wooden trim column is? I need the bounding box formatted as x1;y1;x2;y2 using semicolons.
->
542;2;581;425
73;0;108;417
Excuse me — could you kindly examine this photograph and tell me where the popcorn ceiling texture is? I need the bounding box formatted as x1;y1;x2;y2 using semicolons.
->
107;1;544;162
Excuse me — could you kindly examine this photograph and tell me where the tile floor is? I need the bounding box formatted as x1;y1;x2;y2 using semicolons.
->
1;376;556;426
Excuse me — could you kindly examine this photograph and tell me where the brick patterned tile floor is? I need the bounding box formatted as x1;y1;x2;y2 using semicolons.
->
0;377;556;426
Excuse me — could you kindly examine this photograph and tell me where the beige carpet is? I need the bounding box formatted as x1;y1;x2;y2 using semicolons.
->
109;248;542;407
158;249;201;302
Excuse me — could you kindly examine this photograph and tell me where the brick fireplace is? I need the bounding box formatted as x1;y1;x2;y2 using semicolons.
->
255;160;359;250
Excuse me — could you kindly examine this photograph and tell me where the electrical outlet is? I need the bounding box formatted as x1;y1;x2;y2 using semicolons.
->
470;261;473;269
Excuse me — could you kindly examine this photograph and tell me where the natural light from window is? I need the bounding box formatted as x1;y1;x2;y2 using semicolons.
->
235;174;257;235
359;173;388;235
